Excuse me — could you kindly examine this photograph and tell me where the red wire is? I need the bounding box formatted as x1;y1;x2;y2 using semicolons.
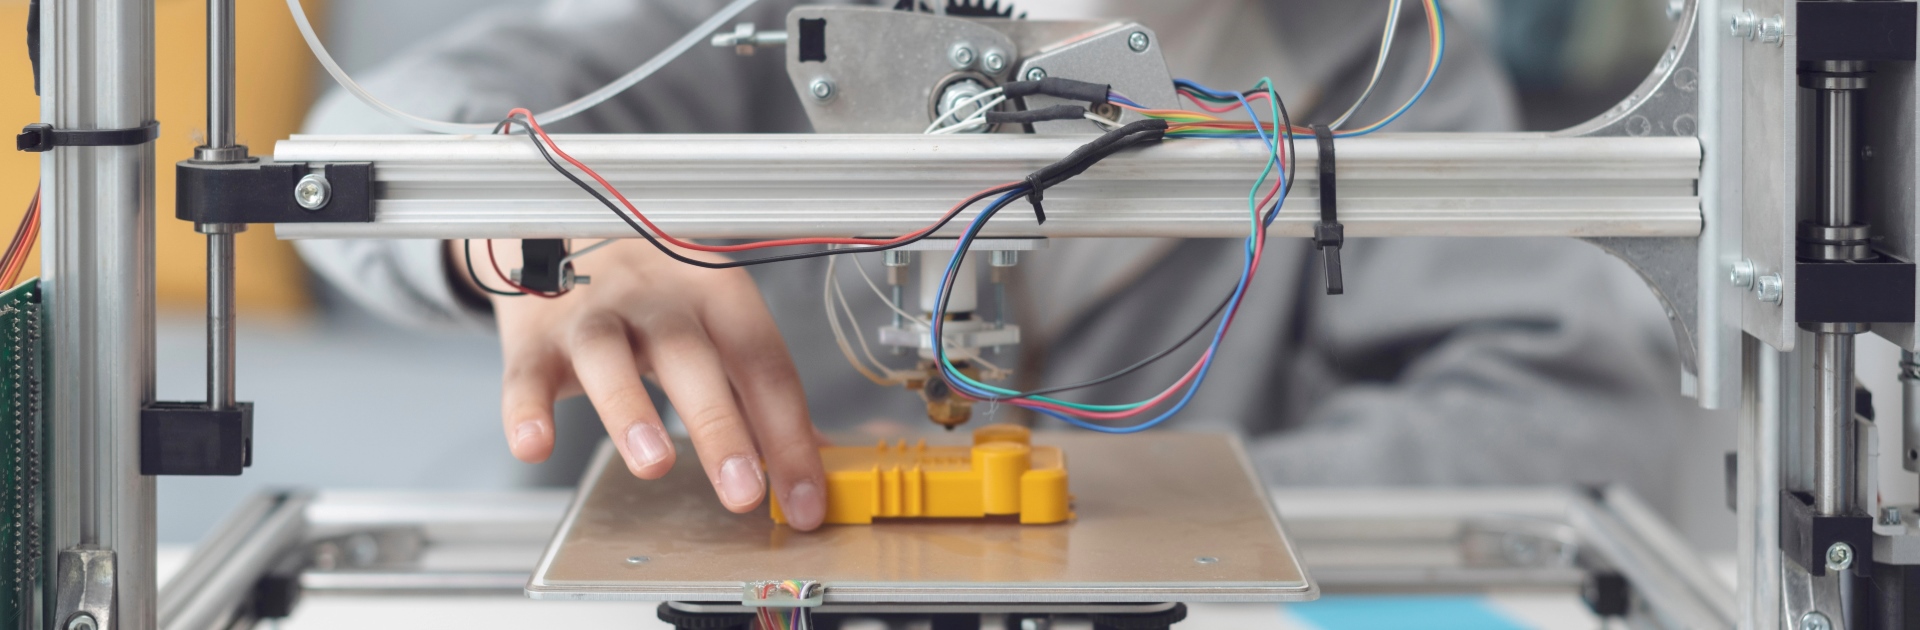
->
484;239;564;298
1178;89;1272;114
0;190;40;287
507;108;982;253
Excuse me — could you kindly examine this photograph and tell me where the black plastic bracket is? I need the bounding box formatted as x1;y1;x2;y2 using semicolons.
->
655;603;754;630
1090;603;1187;630
1581;571;1630;618
519;239;570;294
1799;1;1917;62
1796;255;1916;324
16;121;159;152
176;159;374;225
140;402;252;476
1780;490;1872;577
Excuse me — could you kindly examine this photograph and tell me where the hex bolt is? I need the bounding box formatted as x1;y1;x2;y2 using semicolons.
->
1824;541;1854;572
809;78;835;102
1755;273;1782;303
1802;611;1833;630
294;173;332;210
1730;259;1756;289
949;43;977;69
1127;31;1150;53
1024;67;1047;82
990;250;1019;268
66;614;96;630
1883;506;1905;526
982;49;1008;74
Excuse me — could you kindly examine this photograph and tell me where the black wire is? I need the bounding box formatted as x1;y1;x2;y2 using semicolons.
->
947;87;1300;402
462;238;524;297
496;116;1017;269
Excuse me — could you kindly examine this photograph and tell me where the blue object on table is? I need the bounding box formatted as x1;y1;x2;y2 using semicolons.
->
1286;595;1529;630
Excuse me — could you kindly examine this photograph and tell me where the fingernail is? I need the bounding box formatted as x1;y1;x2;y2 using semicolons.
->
784;479;825;530
512;422;543;450
717;456;764;508
625;423;672;469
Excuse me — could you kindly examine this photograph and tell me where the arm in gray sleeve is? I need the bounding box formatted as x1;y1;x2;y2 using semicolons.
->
1249;237;1694;498
294;0;809;330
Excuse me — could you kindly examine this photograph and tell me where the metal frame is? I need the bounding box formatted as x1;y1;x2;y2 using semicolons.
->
45;0;1920;628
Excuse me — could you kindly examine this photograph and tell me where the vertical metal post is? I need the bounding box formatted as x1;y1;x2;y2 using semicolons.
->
196;0;246;411
1812;332;1854;515
40;0;159;627
1740;336;1783;630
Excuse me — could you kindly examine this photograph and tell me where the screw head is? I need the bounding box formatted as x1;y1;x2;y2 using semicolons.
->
949;43;977;69
983;50;1008;74
1883;506;1905;526
66;614;97;630
294;173;332;210
1825;542;1854;572
1755;274;1783;303
1024;67;1047;82
809;78;835;101
1730;259;1756;288
1802;611;1833;630
883;250;913;267
1758;15;1784;44
625;555;649;565
1194;556;1218;565
1128;31;1150;52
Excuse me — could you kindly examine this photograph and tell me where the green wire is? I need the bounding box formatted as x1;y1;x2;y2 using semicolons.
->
932;77;1285;412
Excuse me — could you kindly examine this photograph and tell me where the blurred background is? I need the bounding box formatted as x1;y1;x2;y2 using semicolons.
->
0;0;1840;561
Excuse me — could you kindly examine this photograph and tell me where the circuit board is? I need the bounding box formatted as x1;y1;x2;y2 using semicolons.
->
0;280;42;628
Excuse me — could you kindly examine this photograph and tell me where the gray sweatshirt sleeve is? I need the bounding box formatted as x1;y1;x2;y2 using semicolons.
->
294;0;809;330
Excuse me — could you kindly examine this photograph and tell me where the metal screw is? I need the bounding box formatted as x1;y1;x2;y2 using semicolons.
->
1825;542;1854;572
1883;506;1905;526
1730;259;1755;288
1194;556;1218;565
990;250;1019;267
625;555;649;565
1730;10;1757;39
883;250;913;267
949;43;976;69
1127;31;1150;53
1757;15;1784;44
1755;273;1782;303
1024;67;1047;82
809;78;835;101
1019;617;1052;630
1802;611;1833;630
66;614;96;630
294;173;331;210
982;49;1008;74
1666;0;1684;21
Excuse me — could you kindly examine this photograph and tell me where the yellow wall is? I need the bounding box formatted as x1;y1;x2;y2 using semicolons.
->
0;0;322;315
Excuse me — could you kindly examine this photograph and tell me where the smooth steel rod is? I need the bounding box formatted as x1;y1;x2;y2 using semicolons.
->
1819;88;1856;227
204;0;235;152
41;0;159;626
204;228;236;409
1812;332;1854;516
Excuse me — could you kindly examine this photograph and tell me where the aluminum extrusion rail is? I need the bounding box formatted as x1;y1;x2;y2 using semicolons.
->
272;133;1702;240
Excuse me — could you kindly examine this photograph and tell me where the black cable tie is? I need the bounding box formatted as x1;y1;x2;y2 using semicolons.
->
17;121;160;152
1311;124;1345;296
1024;173;1047;224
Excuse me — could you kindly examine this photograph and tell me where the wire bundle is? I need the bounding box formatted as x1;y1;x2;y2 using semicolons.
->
1111;0;1444;140
754;581;818;630
923;79;1294;433
0;190;39;289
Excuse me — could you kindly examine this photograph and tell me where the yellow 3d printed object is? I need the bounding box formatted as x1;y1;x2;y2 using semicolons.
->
771;424;1071;525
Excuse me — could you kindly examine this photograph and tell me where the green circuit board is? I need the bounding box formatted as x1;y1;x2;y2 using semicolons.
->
0;279;42;629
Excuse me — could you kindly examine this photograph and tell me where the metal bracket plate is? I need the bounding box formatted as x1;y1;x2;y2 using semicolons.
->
53;547;114;630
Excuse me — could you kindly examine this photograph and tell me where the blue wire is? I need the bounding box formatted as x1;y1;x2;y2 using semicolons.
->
928;85;1286;433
